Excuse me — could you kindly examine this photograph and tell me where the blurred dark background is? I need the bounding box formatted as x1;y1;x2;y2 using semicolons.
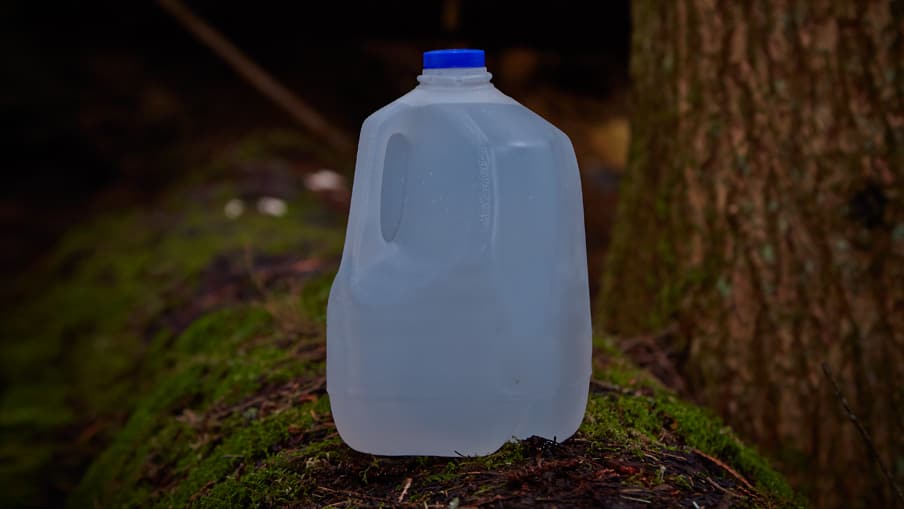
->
1;3;633;505
1;0;631;289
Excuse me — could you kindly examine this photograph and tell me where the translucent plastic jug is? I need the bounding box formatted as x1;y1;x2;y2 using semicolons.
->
327;49;592;456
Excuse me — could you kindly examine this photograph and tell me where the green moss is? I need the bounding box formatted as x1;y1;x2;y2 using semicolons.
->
69;301;332;508
584;335;800;505
672;473;693;490
173;307;273;354
195;465;306;509
476;440;526;469
64;294;798;508
582;390;800;504
425;471;458;484
0;130;348;508
592;335;625;360
579;364;800;506
164;406;314;508
659;398;796;501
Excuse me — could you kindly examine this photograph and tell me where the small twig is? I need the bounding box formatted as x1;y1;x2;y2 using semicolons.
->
458;470;505;477
157;0;353;152
704;476;739;498
822;362;904;505
398;477;412;503
620;494;651;504
660;450;688;462
692;449;755;493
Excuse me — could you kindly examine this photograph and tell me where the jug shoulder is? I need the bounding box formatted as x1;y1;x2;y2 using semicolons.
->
398;85;518;107
461;102;575;149
358;92;576;155
360;100;409;134
505;105;573;144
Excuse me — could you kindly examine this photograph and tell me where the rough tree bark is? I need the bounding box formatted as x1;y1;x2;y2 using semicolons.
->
600;1;904;506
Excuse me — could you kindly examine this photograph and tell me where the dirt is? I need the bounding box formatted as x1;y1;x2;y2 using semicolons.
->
145;251;335;340
306;437;758;508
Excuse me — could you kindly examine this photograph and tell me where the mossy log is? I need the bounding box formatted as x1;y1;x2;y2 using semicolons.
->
1;133;799;508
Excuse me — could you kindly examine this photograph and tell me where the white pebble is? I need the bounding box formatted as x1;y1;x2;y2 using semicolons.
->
257;196;287;217
304;169;346;193
224;198;244;219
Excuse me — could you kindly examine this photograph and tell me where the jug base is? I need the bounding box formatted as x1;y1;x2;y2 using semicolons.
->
328;381;588;457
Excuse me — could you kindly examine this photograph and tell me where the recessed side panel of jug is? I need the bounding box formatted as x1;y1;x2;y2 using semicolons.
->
537;128;593;441
465;105;592;444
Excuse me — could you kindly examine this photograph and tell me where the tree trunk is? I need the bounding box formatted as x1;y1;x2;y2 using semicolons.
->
600;0;904;506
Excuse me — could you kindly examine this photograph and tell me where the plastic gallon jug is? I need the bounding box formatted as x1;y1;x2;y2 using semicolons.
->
327;49;592;456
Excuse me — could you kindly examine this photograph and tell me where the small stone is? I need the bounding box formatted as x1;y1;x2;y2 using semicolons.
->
224;198;244;219
257;197;287;217
304;169;346;193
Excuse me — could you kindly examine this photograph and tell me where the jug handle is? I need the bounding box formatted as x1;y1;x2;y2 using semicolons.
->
346;112;409;261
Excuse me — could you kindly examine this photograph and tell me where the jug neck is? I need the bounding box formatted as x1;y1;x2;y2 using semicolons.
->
417;67;493;88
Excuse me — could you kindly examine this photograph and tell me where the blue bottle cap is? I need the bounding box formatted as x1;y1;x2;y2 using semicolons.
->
423;49;485;69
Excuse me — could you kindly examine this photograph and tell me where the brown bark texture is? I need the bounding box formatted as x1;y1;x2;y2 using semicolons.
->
599;0;904;506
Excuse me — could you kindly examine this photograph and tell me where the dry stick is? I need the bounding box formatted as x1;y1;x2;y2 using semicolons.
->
398;477;412;503
692;448;756;493
156;0;353;152
821;362;904;505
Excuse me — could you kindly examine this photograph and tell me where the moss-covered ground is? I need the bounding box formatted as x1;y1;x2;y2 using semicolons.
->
0;131;802;508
